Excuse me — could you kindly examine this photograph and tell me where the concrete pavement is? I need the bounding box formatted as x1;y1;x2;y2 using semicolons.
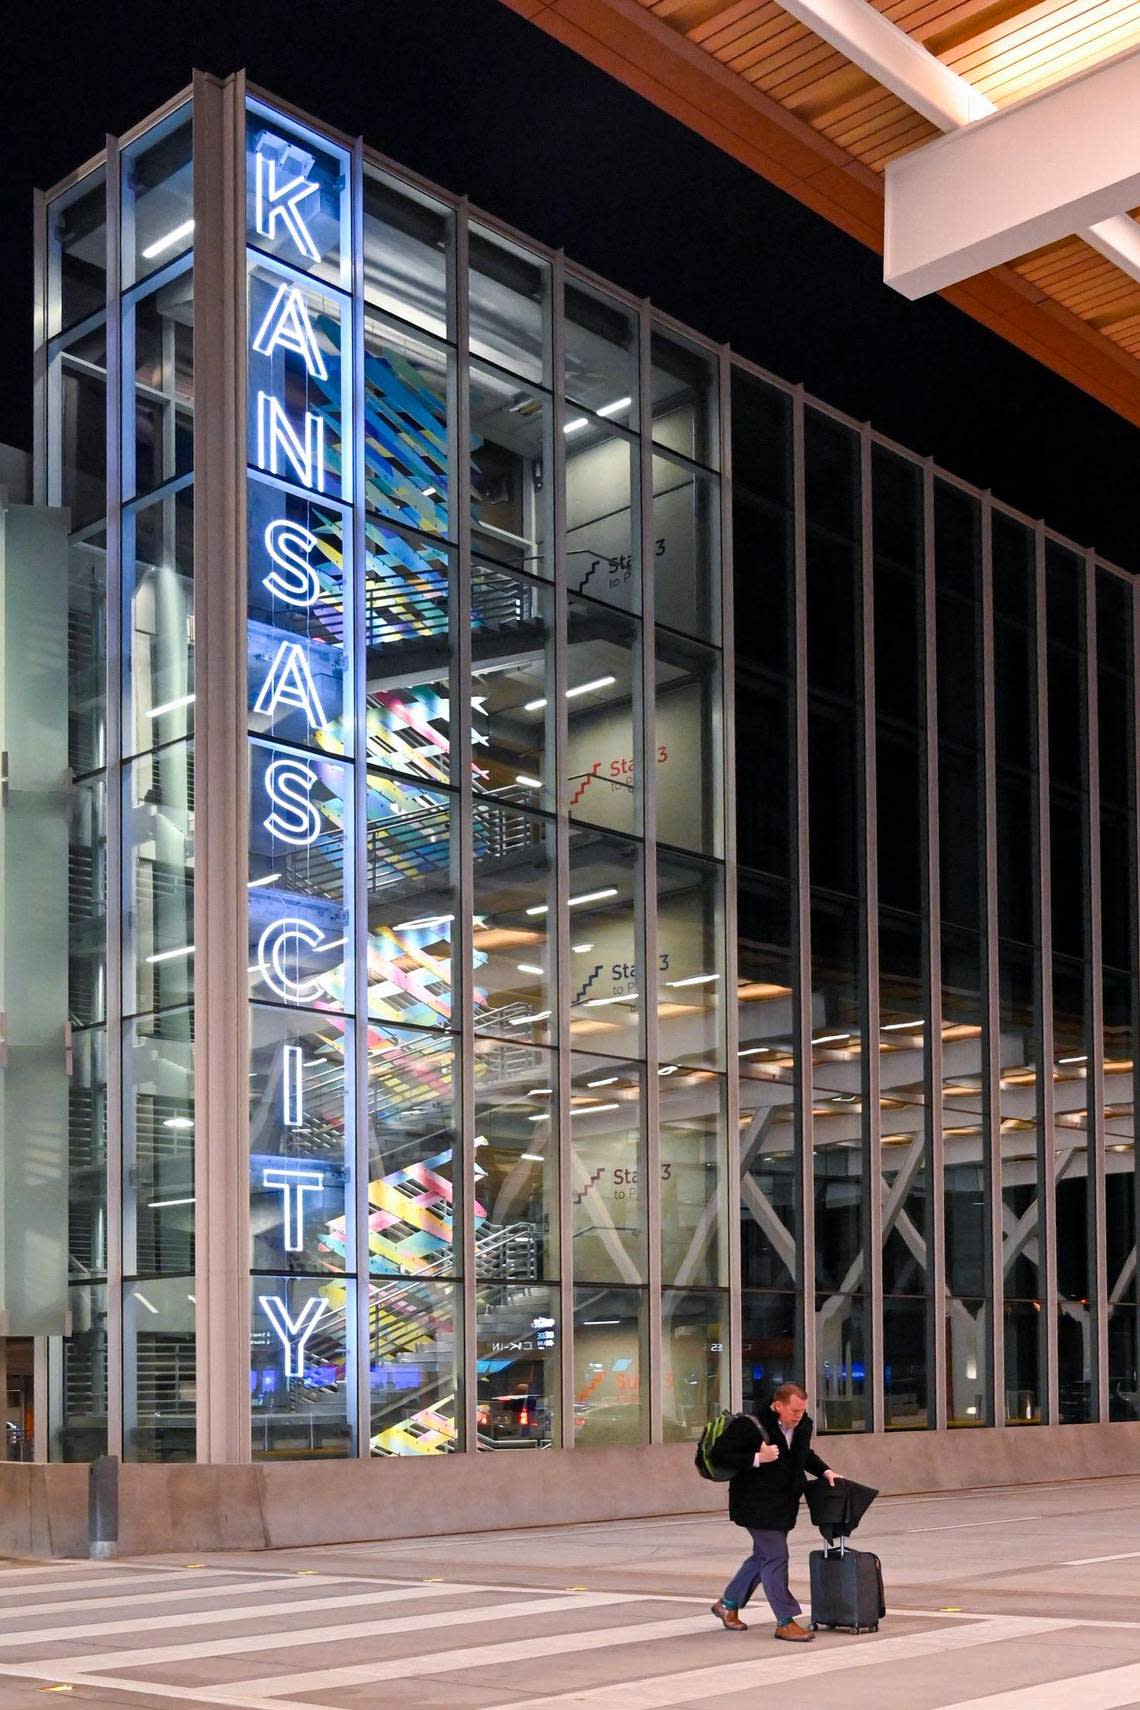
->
0;1474;1136;1707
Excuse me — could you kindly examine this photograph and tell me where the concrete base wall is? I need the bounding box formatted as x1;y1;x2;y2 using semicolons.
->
4;1422;1140;1558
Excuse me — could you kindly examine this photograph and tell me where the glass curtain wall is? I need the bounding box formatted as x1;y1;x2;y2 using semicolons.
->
44;106;196;1460
42;79;1139;1457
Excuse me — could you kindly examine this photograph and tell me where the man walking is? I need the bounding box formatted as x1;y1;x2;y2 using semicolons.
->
709;1381;839;1640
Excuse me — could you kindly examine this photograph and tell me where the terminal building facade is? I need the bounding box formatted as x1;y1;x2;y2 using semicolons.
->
12;69;1137;1503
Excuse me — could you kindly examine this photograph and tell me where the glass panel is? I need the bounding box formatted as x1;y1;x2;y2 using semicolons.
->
473;801;557;1045
367;1026;458;1280
567;827;642;1060
124;268;194;502
69;776;108;1028
662;1288;728;1441
369;1278;459;1454
651;328;717;471
364;523;451;781
947;1297;988;1426
476;1282;558;1449
122;1007;194;1279
246;106;351;289
742;1290;798;1412
573;1286;645;1447
56;324;107;531
251;1276;354;1458
565;416;638;618
121;109;193;289
248;262;347;502
123;484;194;755
879;914;928;1301
739;871;798;1292
123;1277;196;1462
883;1298;929;1428
815;1293;867;1432
565;594;640;837
652;452;720;642
249;1005;352;1275
469;226;548;387
54;1283;108;1460
69;1029;108;1285
470;364;552;579
659;1070;727;1286
569;1055;645;1285
811;895;865;1300
365;772;455;1028
474;1038;558;1282
363;313;450;538
1005;1300;1044;1424
657;851;724;1069
472;565;555;813
248;741;351;1014
123;741;194;1017
656;631;722;855
48;169;106;337
68;530;108;777
362;170;451;342
563;281;638;430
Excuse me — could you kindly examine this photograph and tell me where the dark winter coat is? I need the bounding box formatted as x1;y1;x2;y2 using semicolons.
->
710;1404;830;1533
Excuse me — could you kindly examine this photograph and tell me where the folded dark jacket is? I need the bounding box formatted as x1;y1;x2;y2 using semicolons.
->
804;1476;879;1540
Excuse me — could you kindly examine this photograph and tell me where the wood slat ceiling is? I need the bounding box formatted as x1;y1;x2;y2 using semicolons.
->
637;0;1140;361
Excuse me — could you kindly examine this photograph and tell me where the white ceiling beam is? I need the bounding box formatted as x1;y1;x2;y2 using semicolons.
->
885;48;1140;296
775;0;994;128
773;0;1140;294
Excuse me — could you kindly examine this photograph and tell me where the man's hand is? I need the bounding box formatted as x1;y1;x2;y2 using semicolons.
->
823;1469;841;1486
755;1442;780;1465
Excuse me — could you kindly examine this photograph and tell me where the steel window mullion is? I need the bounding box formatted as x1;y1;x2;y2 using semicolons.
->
350;134;369;1461
551;252;575;1452
924;458;947;1432
105;128;125;1464
1036;524;1060;1423
1085;551;1108;1422
1131;578;1140;1424
980;495;1005;1427
640;303;662;1445
454;200;478;1456
860;426;883;1435
792;387;816;1393
720;347;742;1412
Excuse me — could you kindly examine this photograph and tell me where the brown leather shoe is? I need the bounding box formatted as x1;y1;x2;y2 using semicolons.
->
774;1619;815;1642
711;1600;748;1631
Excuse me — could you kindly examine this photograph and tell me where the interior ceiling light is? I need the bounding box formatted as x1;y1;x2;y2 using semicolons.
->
141;218;195;260
524;675;616;712
587;1076;619;1087
515;774;542;789
597;395;632;418
666;973;719;987
526;887;617;917
392;913;453;932
563;416;589;435
571;1102;620;1115
516;962;545;976
247;873;280;889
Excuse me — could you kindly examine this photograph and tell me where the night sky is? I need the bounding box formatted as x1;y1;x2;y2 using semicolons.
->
5;0;1137;568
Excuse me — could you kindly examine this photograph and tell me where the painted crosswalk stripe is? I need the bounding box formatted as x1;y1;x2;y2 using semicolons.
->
0;1573;290;1620
935;1662;1140;1709
480;1615;1075;1710
21;1589;634;1675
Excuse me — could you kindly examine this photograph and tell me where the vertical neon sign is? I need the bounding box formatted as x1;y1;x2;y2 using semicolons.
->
246;110;353;1400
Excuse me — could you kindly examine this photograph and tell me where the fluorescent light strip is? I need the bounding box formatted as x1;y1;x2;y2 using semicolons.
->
141;218;195;260
526;887;617;917
506;1010;551;1026
813;1033;850;1045
666;973;719;988
572;943;594;954
524;675;616;713
563;416;588;435
882;1019;925;1032
145;944;194;964
583;1318;619;1326
597;395;632;418
571;1102;620;1115
527;1113;551;1122
147;1197;196;1208
527;1089;554;1097
392;913;454;932
1058;1055;1088;1065
520;1153;545;1162
739;1047;771;1057
147;692;195;719
587;1076;618;1087
516;963;545;976
134;1293;159;1315
162;1118;194;1131
247;874;280;890
515;774;542;789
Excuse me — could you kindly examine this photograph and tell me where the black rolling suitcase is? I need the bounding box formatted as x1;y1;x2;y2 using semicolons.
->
809;1537;885;1634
